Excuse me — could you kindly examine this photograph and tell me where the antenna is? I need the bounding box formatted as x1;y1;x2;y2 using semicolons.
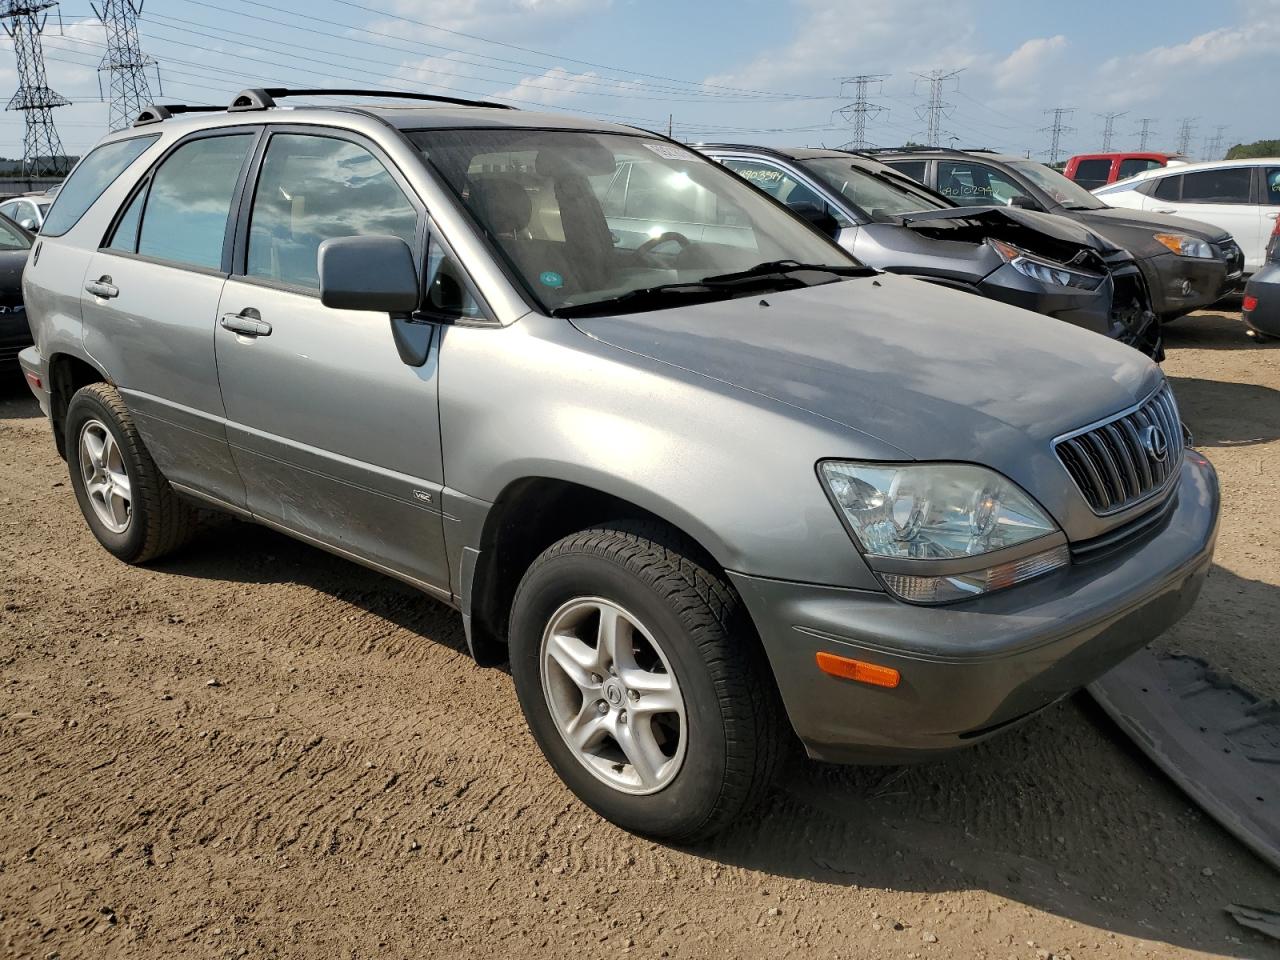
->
834;74;887;150
1;0;71;177
91;0;157;132
1097;111;1126;152
913;68;963;147
1040;107;1075;165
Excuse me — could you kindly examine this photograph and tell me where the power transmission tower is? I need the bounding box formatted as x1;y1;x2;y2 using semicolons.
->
834;74;887;150
913;68;963;147
1040;107;1075;165
92;0;157;132
1175;117;1197;156
1;0;71;177
1134;117;1157;151
1202;124;1228;161
1097;111;1126;152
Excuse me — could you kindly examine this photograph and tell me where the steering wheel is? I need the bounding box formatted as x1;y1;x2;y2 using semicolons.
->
635;231;692;258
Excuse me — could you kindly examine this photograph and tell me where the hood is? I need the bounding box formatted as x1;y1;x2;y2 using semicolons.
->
1078;205;1231;243
571;272;1160;464
901;204;1117;252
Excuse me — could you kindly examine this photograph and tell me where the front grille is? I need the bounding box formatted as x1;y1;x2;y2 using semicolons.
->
1214;239;1244;280
1055;384;1182;515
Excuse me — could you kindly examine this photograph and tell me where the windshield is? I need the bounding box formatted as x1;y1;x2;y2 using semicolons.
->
0;216;31;250
1008;160;1107;210
798;157;947;220
409;128;860;315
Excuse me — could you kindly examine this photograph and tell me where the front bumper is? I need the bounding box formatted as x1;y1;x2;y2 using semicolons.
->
1140;249;1236;317
17;345;49;414
1243;263;1280;338
730;451;1219;764
977;262;1114;338
0;306;32;375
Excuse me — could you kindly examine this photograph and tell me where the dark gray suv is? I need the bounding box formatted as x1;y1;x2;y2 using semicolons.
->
18;90;1220;841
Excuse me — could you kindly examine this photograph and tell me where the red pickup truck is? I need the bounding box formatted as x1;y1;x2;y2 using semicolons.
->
1063;152;1183;190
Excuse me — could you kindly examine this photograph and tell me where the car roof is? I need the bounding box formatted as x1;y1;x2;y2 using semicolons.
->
1104;156;1280;185
1068;152;1180;162
868;147;1027;164
698;143;918;175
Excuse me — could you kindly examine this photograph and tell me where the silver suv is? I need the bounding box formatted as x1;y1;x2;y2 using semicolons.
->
18;89;1220;841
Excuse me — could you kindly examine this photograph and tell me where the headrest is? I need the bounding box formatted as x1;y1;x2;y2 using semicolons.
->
534;138;616;179
467;177;532;236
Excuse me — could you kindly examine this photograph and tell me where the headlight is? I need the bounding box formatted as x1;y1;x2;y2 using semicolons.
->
819;462;1068;603
1153;233;1213;259
988;239;1104;290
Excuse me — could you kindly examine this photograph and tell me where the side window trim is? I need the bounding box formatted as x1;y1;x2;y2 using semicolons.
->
418;218;495;325
96;125;264;277
230;123;428;299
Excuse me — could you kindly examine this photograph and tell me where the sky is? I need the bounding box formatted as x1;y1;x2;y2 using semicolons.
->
0;0;1275;162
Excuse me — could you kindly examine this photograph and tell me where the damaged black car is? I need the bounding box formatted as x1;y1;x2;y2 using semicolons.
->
698;145;1161;359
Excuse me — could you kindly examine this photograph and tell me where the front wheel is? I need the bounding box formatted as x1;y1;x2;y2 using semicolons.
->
509;522;781;842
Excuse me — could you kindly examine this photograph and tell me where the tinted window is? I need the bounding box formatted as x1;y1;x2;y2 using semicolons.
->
1072;159;1111;189
247;134;418;290
0;217;30;250
424;238;483;319
1265;168;1280;205
1153;175;1181;201
888;160;927;183
1180;168;1252;204
106;186;145;252
936;161;1031;207
1118;158;1162;180
137;134;253;269
42;135;158;237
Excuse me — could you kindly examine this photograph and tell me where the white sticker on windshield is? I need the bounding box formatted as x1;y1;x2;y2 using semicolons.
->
644;142;694;161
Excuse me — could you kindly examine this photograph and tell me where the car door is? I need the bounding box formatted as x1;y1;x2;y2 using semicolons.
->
1145;166;1263;270
214;126;453;595
1261;165;1280;263
81;128;258;508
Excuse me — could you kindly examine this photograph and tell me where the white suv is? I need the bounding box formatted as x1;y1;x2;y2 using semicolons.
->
1095;159;1280;276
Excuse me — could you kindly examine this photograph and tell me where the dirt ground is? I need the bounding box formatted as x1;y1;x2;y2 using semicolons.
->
2;307;1278;960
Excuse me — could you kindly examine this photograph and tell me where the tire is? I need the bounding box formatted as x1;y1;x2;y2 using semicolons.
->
509;521;781;842
65;382;196;564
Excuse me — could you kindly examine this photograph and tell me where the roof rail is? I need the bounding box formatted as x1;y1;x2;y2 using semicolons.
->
227;87;515;112
133;103;225;127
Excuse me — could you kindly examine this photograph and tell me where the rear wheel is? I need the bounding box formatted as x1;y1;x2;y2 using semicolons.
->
65;383;196;563
509;521;780;842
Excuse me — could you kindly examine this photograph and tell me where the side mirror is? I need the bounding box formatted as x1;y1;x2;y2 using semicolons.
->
318;235;420;313
18;218;36;232
1009;195;1043;211
788;201;841;238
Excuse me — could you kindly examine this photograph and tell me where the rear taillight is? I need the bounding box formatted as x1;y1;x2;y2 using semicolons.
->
1271;217;1280;238
1244;295;1258;312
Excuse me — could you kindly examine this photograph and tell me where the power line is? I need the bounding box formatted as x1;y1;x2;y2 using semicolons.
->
1175;117;1197;156
1097;110;1126;152
834;74;886;151
913;67;963;147
1040;107;1075;165
1134;117;1157;151
92;0;155;131
1;0;71;175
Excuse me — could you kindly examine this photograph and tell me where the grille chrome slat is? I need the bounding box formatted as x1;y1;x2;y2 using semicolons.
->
1055;384;1182;515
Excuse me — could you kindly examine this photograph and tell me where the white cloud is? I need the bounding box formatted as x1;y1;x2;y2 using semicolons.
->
993;35;1067;91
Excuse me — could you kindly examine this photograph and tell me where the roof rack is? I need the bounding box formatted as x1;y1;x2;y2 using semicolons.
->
133;103;225;127
227;87;514;112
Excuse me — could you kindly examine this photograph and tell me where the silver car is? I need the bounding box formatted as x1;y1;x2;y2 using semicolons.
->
18;89;1220;841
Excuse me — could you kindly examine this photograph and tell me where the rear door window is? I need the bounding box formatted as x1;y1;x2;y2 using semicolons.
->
1118;158;1163;180
1072;159;1111;189
41;135;159;237
1179;168;1253;204
133;134;255;270
886;160;927;184
1263;168;1280;205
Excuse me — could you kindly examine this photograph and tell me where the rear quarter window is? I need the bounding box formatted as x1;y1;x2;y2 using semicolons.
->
41;135;159;237
1071;159;1111;190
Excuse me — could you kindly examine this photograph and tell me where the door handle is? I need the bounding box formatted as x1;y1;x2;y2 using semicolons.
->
219;308;272;337
84;275;119;299
1154;208;1177;214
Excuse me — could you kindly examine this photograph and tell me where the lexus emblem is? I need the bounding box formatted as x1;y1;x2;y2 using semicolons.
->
1141;424;1169;463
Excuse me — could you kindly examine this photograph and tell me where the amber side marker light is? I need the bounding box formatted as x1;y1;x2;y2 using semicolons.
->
815;651;901;688
23;371;41;391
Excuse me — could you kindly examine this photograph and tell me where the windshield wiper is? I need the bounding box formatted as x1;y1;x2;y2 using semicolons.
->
551;282;728;319
701;259;873;284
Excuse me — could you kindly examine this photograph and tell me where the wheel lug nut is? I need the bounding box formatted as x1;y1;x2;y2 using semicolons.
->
619;712;628;725
590;673;602;684
597;700;608;715
628;689;639;701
